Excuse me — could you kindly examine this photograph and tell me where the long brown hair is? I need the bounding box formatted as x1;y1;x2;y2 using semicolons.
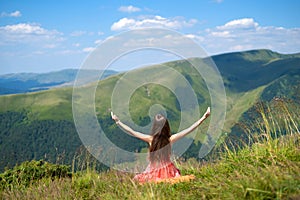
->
149;114;171;163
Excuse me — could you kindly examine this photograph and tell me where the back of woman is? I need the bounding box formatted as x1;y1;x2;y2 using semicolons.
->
111;107;210;183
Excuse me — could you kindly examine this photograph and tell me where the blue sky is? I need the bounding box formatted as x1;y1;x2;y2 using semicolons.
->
0;0;300;74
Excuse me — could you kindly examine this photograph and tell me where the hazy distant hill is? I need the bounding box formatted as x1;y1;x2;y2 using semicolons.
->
0;69;118;95
0;49;299;171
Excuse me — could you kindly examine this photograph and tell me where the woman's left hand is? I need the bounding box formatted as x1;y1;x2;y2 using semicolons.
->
111;111;119;122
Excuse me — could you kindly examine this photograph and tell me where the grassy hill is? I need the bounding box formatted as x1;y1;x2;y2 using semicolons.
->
0;101;299;199
213;49;300;92
0;49;299;172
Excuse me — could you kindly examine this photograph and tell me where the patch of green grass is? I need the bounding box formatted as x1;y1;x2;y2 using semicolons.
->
1;101;299;199
0;88;73;121
1;132;299;199
224;86;266;132
0;160;70;191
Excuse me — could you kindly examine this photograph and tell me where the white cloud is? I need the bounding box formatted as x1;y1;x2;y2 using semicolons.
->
1;10;22;17
111;16;197;31
94;39;102;45
82;47;96;53
210;30;231;37
0;23;63;47
230;44;254;51
10;10;22;17
111;18;135;31
199;18;300;55
2;23;50;34
217;18;258;30
118;5;141;13
185;34;205;42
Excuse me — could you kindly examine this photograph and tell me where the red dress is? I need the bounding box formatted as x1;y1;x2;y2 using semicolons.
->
134;160;181;183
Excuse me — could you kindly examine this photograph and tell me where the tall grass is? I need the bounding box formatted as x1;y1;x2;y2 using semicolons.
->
1;100;299;199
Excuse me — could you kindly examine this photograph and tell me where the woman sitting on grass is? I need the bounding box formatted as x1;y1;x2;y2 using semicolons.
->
111;107;210;183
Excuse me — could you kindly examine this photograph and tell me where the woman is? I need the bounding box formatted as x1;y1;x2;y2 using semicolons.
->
111;107;210;183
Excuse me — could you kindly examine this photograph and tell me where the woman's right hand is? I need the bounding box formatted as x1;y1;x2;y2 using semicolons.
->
205;107;210;118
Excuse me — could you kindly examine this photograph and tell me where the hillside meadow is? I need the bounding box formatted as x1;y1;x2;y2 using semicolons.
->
0;49;299;199
0;100;299;199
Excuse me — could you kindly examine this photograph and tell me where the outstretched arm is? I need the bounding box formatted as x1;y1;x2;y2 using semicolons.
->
111;112;152;143
170;107;210;143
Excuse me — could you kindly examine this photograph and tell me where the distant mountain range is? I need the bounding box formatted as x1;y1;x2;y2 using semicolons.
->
0;49;299;171
0;69;118;95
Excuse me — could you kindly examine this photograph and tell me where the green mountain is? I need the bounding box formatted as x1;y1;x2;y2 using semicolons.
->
214;49;300;92
0;49;299;171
